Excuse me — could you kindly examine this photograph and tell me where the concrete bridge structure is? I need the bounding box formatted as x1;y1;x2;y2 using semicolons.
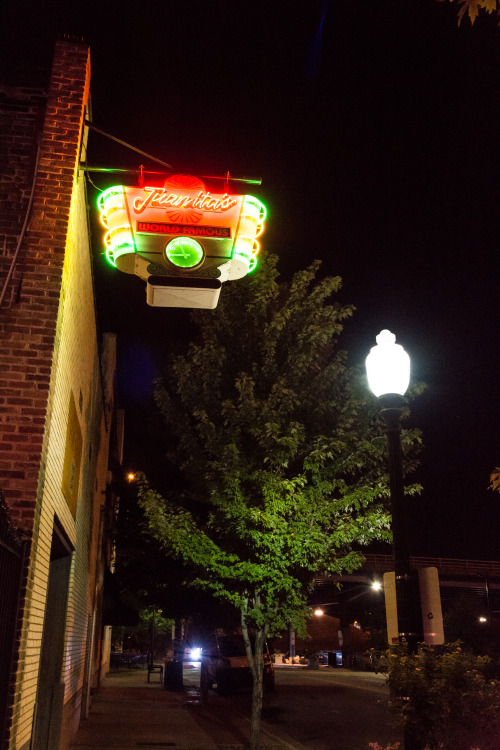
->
313;554;500;618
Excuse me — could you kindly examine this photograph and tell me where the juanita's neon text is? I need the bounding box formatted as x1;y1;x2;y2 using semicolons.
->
133;188;239;214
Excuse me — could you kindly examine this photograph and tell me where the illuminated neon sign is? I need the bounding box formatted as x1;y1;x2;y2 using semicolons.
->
98;174;266;281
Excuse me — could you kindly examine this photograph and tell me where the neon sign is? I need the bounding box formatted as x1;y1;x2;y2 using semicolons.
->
97;174;267;308
98;174;266;277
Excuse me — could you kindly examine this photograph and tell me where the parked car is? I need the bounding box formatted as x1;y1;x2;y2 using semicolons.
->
201;632;275;695
109;652;148;669
182;645;203;661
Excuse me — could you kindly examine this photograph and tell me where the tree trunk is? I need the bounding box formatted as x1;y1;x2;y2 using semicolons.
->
241;600;267;750
250;659;264;750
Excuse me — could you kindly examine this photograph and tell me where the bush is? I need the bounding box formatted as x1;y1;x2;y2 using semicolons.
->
378;642;500;750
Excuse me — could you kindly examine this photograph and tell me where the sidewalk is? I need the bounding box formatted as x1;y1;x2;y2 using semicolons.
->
69;666;301;750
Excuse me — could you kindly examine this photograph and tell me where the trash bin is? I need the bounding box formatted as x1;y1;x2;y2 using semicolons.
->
164;660;183;690
308;653;320;669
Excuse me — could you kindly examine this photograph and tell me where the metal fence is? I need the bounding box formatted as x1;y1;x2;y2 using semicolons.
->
0;492;25;750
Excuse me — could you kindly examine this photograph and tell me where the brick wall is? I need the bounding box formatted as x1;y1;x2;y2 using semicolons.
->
0;39;90;533
0;85;46;307
0;40;117;750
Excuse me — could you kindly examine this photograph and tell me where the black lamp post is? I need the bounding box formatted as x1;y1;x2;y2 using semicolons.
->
366;330;422;655
150;605;156;668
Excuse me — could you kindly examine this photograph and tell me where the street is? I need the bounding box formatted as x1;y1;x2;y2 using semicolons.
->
183;663;402;750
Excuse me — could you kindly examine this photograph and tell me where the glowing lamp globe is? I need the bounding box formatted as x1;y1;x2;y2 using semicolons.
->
365;330;410;398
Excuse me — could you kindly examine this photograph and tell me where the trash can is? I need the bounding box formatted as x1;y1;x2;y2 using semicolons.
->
308;653;320;669
164;660;183;690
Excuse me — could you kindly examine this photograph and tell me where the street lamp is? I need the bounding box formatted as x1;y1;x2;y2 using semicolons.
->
366;330;422;654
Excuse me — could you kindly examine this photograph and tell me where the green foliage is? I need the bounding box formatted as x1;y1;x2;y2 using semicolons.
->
113;476;227;624
439;0;499;25
138;607;174;636
114;609;174;656
379;642;500;750
489;467;500;493
137;254;422;636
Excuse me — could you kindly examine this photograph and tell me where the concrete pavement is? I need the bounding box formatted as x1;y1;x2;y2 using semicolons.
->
69;665;302;750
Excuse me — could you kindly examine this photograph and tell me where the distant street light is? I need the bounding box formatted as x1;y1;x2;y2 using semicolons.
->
366;330;422;654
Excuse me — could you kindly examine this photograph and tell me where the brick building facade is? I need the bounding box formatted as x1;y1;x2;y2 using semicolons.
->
0;40;121;750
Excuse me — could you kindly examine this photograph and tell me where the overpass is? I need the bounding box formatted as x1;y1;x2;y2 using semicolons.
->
313;555;500;614
360;554;500;577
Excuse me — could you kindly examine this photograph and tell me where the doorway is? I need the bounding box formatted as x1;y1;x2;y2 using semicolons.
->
32;521;73;750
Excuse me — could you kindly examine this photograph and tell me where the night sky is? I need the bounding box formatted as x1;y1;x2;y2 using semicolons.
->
3;0;500;560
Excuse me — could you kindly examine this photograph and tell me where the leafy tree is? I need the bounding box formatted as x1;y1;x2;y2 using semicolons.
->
489;467;500;493
440;0;499;25
118;608;174;657
137;253;422;749
113;475;231;641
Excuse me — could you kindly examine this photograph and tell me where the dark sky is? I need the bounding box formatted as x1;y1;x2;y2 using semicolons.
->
3;0;500;559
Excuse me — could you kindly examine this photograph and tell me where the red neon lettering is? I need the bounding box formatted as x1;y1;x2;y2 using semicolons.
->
137;221;231;238
192;191;238;211
135;189;196;213
133;187;238;214
220;195;237;210
137;222;182;233
187;226;231;237
163;194;193;208
133;188;157;213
